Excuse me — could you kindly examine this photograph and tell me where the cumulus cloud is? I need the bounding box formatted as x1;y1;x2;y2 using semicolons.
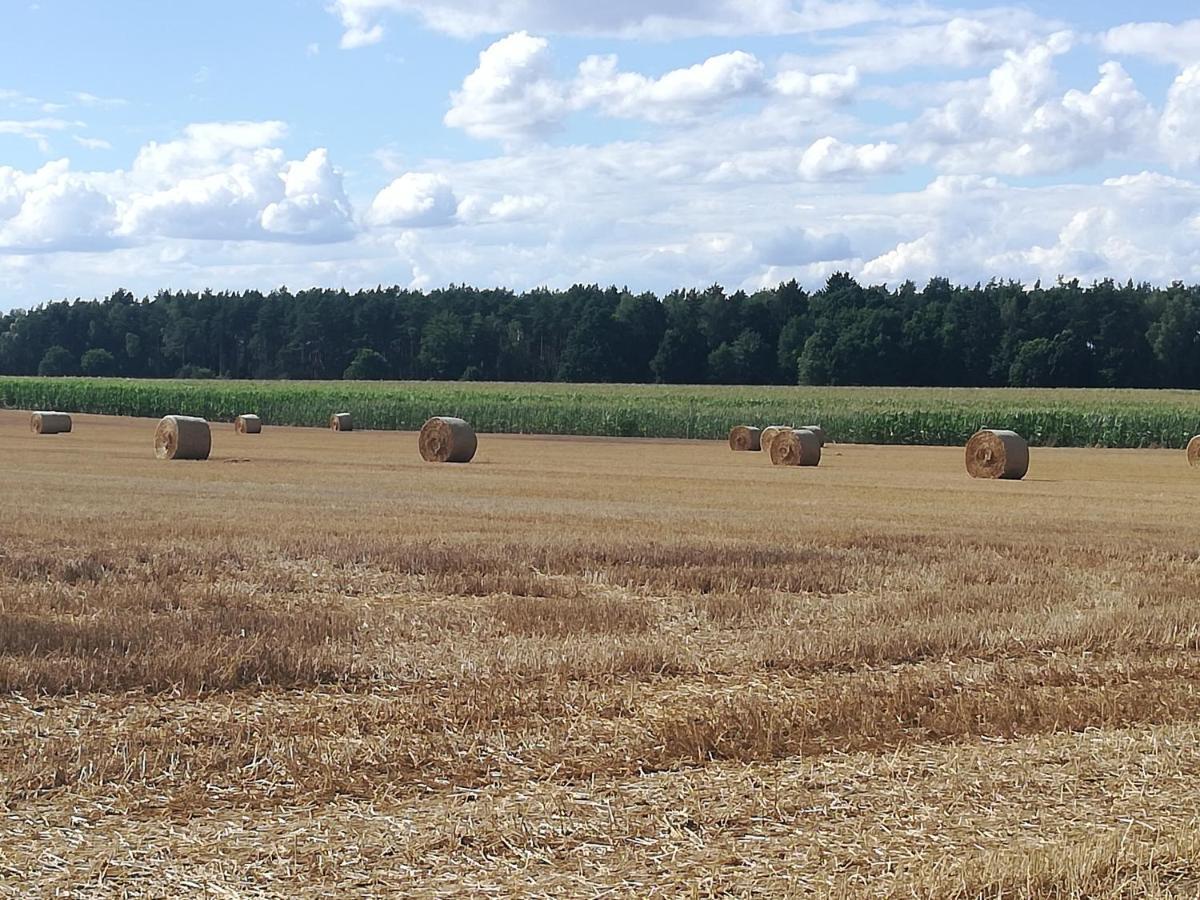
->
260;150;355;241
0;121;356;253
444;31;568;142
1161;65;1200;168
1102;19;1200;68
912;34;1154;175
576;51;766;122
368;172;458;226
446;32;860;142
798;136;899;180
122;125;354;242
0;160;120;252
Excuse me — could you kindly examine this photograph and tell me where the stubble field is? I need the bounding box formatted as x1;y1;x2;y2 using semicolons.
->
3;410;1200;897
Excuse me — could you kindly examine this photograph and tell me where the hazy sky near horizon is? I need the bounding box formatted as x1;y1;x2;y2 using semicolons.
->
2;0;1199;310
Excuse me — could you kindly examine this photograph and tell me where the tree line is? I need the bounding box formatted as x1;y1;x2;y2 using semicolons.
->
1;275;1198;387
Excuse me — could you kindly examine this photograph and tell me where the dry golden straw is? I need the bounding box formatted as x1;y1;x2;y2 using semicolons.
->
799;425;826;446
154;415;211;461
769;428;822;467
330;413;353;432
728;425;761;452
234;414;262;434
30;411;71;435
965;429;1029;480
419;416;477;463
759;425;789;455
1188;436;1200;468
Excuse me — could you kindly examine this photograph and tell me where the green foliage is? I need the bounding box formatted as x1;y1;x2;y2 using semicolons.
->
343;348;389;380
80;348;117;377
37;346;77;377
2;377;1198;449
1;277;1199;389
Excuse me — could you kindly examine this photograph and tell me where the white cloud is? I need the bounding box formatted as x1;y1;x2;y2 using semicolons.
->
0;160;120;252
798;136;899;180
260;149;355;241
785;11;1054;78
772;65;857;101
330;0;932;43
368;172;458;226
444;31;568;143
446;32;860;142
1102;19;1200;68
131;121;290;186
576;50;766;122
1161;65;1200;168
0;116;78;151
0;121;356;254
72;136;112;151
912;34;1154;175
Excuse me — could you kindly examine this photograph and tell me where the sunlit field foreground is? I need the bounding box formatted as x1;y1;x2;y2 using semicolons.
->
3;411;1200;897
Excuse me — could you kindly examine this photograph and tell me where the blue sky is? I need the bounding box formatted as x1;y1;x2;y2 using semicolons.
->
2;1;1199;310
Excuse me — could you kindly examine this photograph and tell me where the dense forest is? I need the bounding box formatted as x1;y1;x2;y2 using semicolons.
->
1;275;1199;387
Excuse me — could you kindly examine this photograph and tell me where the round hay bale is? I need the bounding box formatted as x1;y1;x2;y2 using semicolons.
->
419;416;477;463
30;411;72;434
154;415;211;461
760;425;789;455
965;429;1029;480
234;414;262;434
770;428;822;467
1188;435;1200;468
330;412;353;432
799;425;826;447
728;425;761;452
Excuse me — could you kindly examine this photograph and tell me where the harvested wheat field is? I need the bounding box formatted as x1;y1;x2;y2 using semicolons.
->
3;410;1200;897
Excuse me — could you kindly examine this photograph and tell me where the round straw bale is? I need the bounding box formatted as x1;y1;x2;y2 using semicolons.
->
728;425;762;452
30;411;72;434
770;428;822;467
760;425;789;454
419;416;477;463
234;414;262;434
799;425;826;446
965;429;1029;480
154;415;211;461
1188;435;1200;468
330;412;352;432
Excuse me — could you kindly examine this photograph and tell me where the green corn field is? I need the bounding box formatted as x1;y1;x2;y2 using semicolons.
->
2;377;1199;448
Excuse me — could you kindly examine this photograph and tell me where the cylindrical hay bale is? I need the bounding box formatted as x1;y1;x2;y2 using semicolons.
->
770;428;822;467
965;429;1029;480
330;413;353;432
419;416;477;463
760;425;789;454
30;411;72;434
799;425;826;447
728;425;761;452
1188;436;1200;468
234;414;262;434
154;415;211;461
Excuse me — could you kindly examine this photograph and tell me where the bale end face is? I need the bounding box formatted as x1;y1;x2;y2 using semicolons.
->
1188;435;1200;468
769;428;822;467
234;414;262;434
154;415;211;461
965;429;1029;480
728;425;762;452
30;411;72;435
759;425;789;455
419;416;477;463
330;413;353;432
